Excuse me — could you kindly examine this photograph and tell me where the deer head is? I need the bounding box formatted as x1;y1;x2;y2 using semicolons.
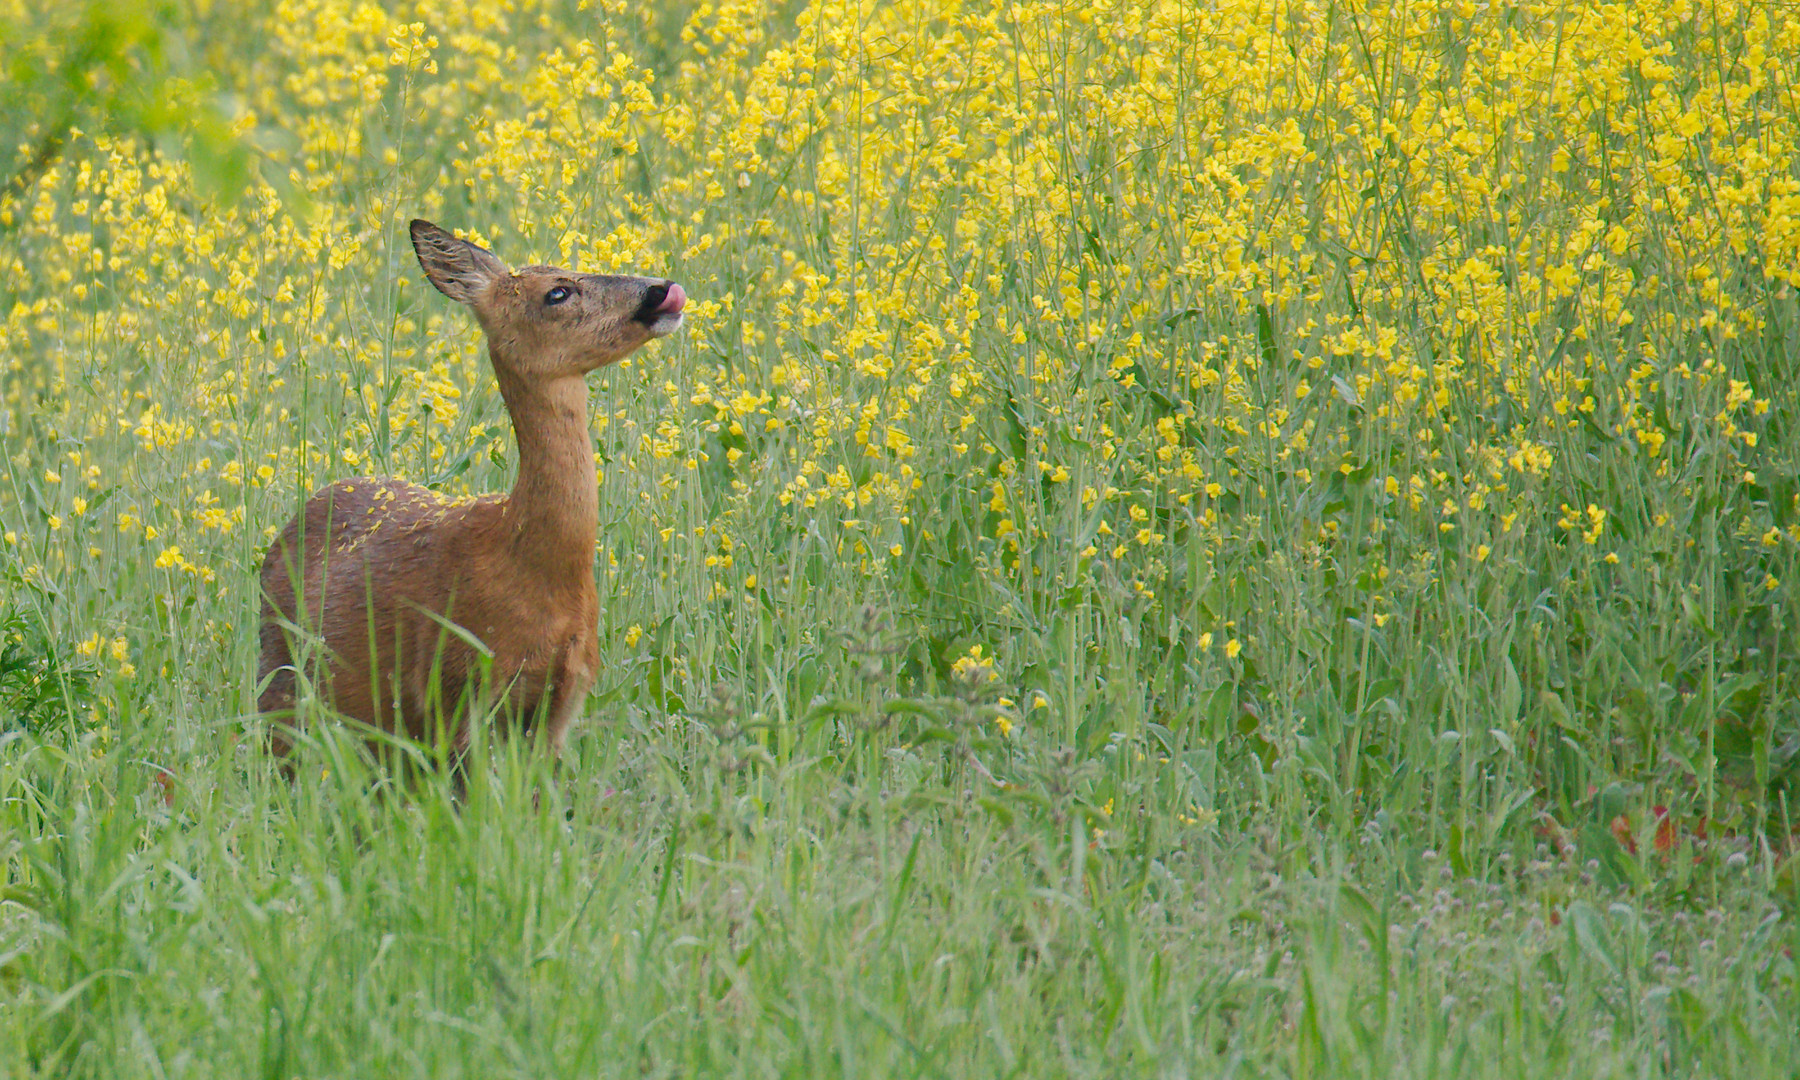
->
409;219;686;379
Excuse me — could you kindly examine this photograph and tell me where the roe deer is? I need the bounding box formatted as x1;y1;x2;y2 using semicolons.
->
257;220;685;764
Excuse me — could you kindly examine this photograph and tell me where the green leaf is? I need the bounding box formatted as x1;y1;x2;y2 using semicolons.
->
1499;656;1522;724
1566;902;1617;975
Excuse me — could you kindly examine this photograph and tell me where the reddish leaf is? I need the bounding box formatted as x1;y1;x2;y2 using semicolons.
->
1611;814;1637;854
1653;806;1676;854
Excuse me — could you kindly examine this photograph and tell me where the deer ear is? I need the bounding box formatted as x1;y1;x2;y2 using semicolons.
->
410;220;507;305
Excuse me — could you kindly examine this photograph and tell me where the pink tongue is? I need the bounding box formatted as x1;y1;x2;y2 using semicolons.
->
657;282;687;315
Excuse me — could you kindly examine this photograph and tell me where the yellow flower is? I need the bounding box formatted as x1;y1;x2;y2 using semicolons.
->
623;624;643;648
950;644;997;684
1178;806;1219;829
1582;504;1607;544
1225;638;1242;659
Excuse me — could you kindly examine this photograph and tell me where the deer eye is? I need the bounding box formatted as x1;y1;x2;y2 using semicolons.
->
544;285;573;306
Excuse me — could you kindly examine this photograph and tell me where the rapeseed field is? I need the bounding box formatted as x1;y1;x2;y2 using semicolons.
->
0;0;1796;1075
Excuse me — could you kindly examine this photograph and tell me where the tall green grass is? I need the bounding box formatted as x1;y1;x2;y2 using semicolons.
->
1;0;1798;1074
1;719;1793;1077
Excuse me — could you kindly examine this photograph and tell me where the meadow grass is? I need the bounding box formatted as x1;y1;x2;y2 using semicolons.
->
1;0;1798;1075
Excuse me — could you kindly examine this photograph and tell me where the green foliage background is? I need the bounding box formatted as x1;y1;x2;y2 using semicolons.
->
0;0;1797;1075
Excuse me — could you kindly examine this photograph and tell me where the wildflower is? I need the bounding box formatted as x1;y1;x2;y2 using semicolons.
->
1178;805;1218;828
950;644;997;685
1583;504;1606;545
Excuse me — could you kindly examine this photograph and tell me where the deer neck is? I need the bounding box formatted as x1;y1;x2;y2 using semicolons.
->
494;360;598;588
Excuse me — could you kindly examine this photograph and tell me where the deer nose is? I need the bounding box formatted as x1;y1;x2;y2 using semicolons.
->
644;281;685;316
